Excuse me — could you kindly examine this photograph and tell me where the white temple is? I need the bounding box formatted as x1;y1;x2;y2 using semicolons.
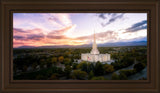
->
81;31;111;62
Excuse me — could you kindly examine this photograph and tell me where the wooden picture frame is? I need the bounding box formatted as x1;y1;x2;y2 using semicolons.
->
0;0;159;93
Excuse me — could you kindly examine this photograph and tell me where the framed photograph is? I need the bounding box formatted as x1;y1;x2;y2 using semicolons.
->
0;0;160;93
13;12;148;80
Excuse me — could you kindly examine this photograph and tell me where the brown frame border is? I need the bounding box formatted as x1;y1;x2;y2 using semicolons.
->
0;0;160;93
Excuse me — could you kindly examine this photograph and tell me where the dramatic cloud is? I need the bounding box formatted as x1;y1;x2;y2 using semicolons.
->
14;28;28;33
13;25;77;47
97;31;117;39
75;31;118;43
47;25;74;38
46;35;67;39
98;13;107;19
27;34;45;41
126;20;147;32
98;13;125;27
76;35;91;40
45;13;72;28
13;13;147;48
14;34;45;41
13;28;44;36
13;36;25;40
75;31;118;42
13;28;45;41
14;26;119;47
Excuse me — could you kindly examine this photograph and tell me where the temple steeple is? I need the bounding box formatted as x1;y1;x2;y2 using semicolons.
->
90;30;99;54
81;30;110;63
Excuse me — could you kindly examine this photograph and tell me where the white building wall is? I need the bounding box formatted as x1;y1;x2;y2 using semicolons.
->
81;53;111;62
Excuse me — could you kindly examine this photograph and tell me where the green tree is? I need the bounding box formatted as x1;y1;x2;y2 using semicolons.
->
119;70;135;76
91;76;106;80
87;62;95;73
64;58;71;66
111;73;120;80
46;58;52;68
77;61;86;68
94;62;104;76
119;73;128;80
51;57;58;65
77;61;88;72
50;73;59;80
64;51;71;57
64;65;72;78
104;64;114;73
71;70;87;80
81;62;88;72
134;63;145;72
36;75;46;80
57;67;64;74
72;63;78;69
88;71;94;79
40;59;46;69
32;62;37;70
58;56;64;63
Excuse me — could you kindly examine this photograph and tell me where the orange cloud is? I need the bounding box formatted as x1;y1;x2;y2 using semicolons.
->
47;25;73;38
13;24;118;48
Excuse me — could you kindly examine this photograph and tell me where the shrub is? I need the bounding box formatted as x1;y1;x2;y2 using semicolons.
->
111;73;120;80
36;75;46;80
94;62;104;76
134;63;145;72
91;76;106;80
50;73;59;80
64;65;72;78
88;71;94;79
72;63;78;70
119;70;135;76
71;70;87;80
119;73;128;80
104;64;114;73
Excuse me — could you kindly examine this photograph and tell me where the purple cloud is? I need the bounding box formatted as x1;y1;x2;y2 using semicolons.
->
27;34;45;40
126;20;147;32
13;36;26;40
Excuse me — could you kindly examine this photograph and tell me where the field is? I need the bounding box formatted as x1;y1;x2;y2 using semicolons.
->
13;46;147;80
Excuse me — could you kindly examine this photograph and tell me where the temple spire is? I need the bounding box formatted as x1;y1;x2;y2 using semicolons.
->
90;30;99;54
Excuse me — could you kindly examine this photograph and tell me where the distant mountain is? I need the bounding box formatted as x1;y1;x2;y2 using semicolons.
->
99;41;147;47
18;46;36;48
17;41;147;49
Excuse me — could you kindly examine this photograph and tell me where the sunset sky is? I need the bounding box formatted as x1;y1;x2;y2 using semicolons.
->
13;13;147;48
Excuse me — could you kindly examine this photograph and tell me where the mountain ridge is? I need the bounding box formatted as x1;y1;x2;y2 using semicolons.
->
16;41;147;49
